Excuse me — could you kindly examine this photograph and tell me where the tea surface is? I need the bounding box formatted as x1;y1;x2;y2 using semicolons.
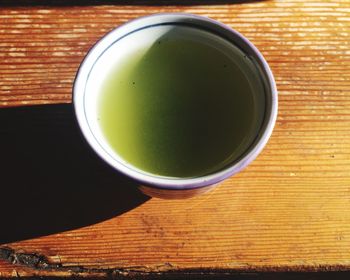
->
98;25;264;178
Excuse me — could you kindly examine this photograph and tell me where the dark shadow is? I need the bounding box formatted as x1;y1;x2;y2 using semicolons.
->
0;104;149;244
0;0;268;7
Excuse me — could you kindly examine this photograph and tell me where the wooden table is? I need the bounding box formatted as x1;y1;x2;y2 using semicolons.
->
1;0;350;278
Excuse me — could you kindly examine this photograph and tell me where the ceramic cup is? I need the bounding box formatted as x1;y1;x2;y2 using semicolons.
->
73;13;278;199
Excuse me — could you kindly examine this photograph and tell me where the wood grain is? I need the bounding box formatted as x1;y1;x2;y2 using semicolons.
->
1;0;350;277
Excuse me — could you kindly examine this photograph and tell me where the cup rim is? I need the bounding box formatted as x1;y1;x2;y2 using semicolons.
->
73;13;278;190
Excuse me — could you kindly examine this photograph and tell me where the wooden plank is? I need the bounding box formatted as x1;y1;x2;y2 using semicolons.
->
1;0;350;277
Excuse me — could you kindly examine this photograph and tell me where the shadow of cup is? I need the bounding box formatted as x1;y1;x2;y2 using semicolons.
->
0;104;149;244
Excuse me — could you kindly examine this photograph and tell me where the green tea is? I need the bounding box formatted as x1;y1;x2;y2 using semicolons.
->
98;25;265;178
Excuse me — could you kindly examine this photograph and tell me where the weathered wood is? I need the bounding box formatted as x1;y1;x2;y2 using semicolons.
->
1;0;350;277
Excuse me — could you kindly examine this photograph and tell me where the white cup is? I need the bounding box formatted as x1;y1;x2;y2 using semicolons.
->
73;13;278;199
